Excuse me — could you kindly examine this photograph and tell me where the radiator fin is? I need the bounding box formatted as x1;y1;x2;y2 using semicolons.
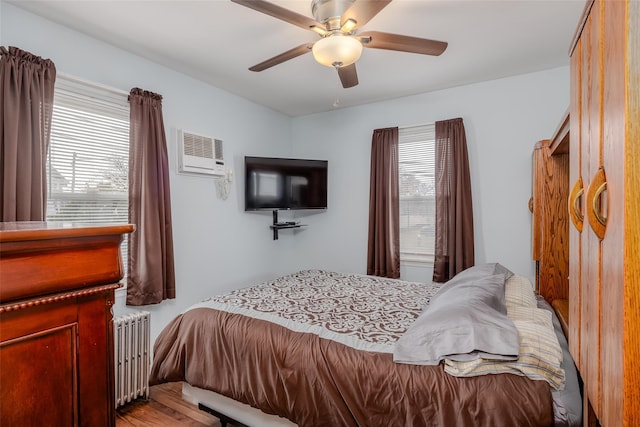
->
114;311;150;408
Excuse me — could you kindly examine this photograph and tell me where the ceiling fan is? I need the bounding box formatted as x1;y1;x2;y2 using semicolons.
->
231;0;448;88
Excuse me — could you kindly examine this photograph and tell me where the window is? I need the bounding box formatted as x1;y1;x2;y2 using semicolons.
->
398;124;435;263
46;76;130;264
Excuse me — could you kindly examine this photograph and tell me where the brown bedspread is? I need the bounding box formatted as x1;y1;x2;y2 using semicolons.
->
150;271;553;426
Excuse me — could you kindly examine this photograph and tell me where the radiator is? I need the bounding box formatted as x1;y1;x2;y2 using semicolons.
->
113;311;150;407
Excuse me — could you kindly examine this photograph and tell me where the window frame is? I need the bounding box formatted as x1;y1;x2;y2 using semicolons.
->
46;75;130;272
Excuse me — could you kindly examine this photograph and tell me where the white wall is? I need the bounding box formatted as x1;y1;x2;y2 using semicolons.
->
290;67;570;283
2;2;569;343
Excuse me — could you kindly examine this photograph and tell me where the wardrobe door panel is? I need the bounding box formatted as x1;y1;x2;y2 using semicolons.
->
623;3;640;425
583;1;602;417
570;7;598;418
578;11;591;383
599;1;625;425
568;35;583;367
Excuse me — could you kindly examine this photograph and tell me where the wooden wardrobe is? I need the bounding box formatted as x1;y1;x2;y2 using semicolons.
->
567;0;639;425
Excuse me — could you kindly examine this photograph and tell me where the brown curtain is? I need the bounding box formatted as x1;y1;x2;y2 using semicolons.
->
367;127;400;278
127;88;175;305
0;46;56;221
433;118;474;282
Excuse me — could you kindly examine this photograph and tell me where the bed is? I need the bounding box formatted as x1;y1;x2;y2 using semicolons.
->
150;266;581;426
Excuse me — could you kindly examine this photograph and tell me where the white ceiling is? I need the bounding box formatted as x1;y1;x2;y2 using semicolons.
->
10;0;584;117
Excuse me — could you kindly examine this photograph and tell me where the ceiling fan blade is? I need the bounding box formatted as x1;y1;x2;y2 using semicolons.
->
249;43;314;72
337;64;359;88
341;0;391;30
231;0;325;33
360;31;448;56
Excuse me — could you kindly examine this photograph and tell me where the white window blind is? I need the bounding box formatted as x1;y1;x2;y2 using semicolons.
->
398;124;435;263
46;76;130;265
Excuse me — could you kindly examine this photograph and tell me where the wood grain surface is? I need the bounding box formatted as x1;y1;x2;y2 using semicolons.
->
568;0;639;425
622;1;640;425
116;382;222;427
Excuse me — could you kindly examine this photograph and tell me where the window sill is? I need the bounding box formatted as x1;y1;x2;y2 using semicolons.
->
400;259;434;267
400;253;434;265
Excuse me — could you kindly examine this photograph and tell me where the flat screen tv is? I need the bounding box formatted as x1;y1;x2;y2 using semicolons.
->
244;156;328;211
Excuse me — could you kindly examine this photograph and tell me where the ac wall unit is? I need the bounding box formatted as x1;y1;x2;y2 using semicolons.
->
177;129;225;176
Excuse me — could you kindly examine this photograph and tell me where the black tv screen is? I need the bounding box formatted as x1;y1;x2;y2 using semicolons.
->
244;156;328;211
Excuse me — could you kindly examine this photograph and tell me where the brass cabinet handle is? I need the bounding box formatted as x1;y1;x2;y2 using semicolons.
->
568;177;584;232
592;182;607;226
586;167;607;239
574;189;584;221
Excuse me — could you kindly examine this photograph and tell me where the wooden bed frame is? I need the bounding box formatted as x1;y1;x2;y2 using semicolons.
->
530;108;570;335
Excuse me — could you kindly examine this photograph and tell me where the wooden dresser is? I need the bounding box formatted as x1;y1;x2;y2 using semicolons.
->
568;0;640;425
0;222;134;426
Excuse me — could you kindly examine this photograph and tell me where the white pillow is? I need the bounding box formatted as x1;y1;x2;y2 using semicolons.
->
505;274;537;310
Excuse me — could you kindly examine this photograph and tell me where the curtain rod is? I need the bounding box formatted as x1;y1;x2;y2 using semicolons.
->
58;72;129;97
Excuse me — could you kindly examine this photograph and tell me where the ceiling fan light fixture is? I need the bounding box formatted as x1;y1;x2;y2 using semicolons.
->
312;35;363;68
310;25;328;36
340;18;358;33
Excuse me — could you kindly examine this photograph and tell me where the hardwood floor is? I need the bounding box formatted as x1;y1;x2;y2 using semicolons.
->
116;382;222;427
